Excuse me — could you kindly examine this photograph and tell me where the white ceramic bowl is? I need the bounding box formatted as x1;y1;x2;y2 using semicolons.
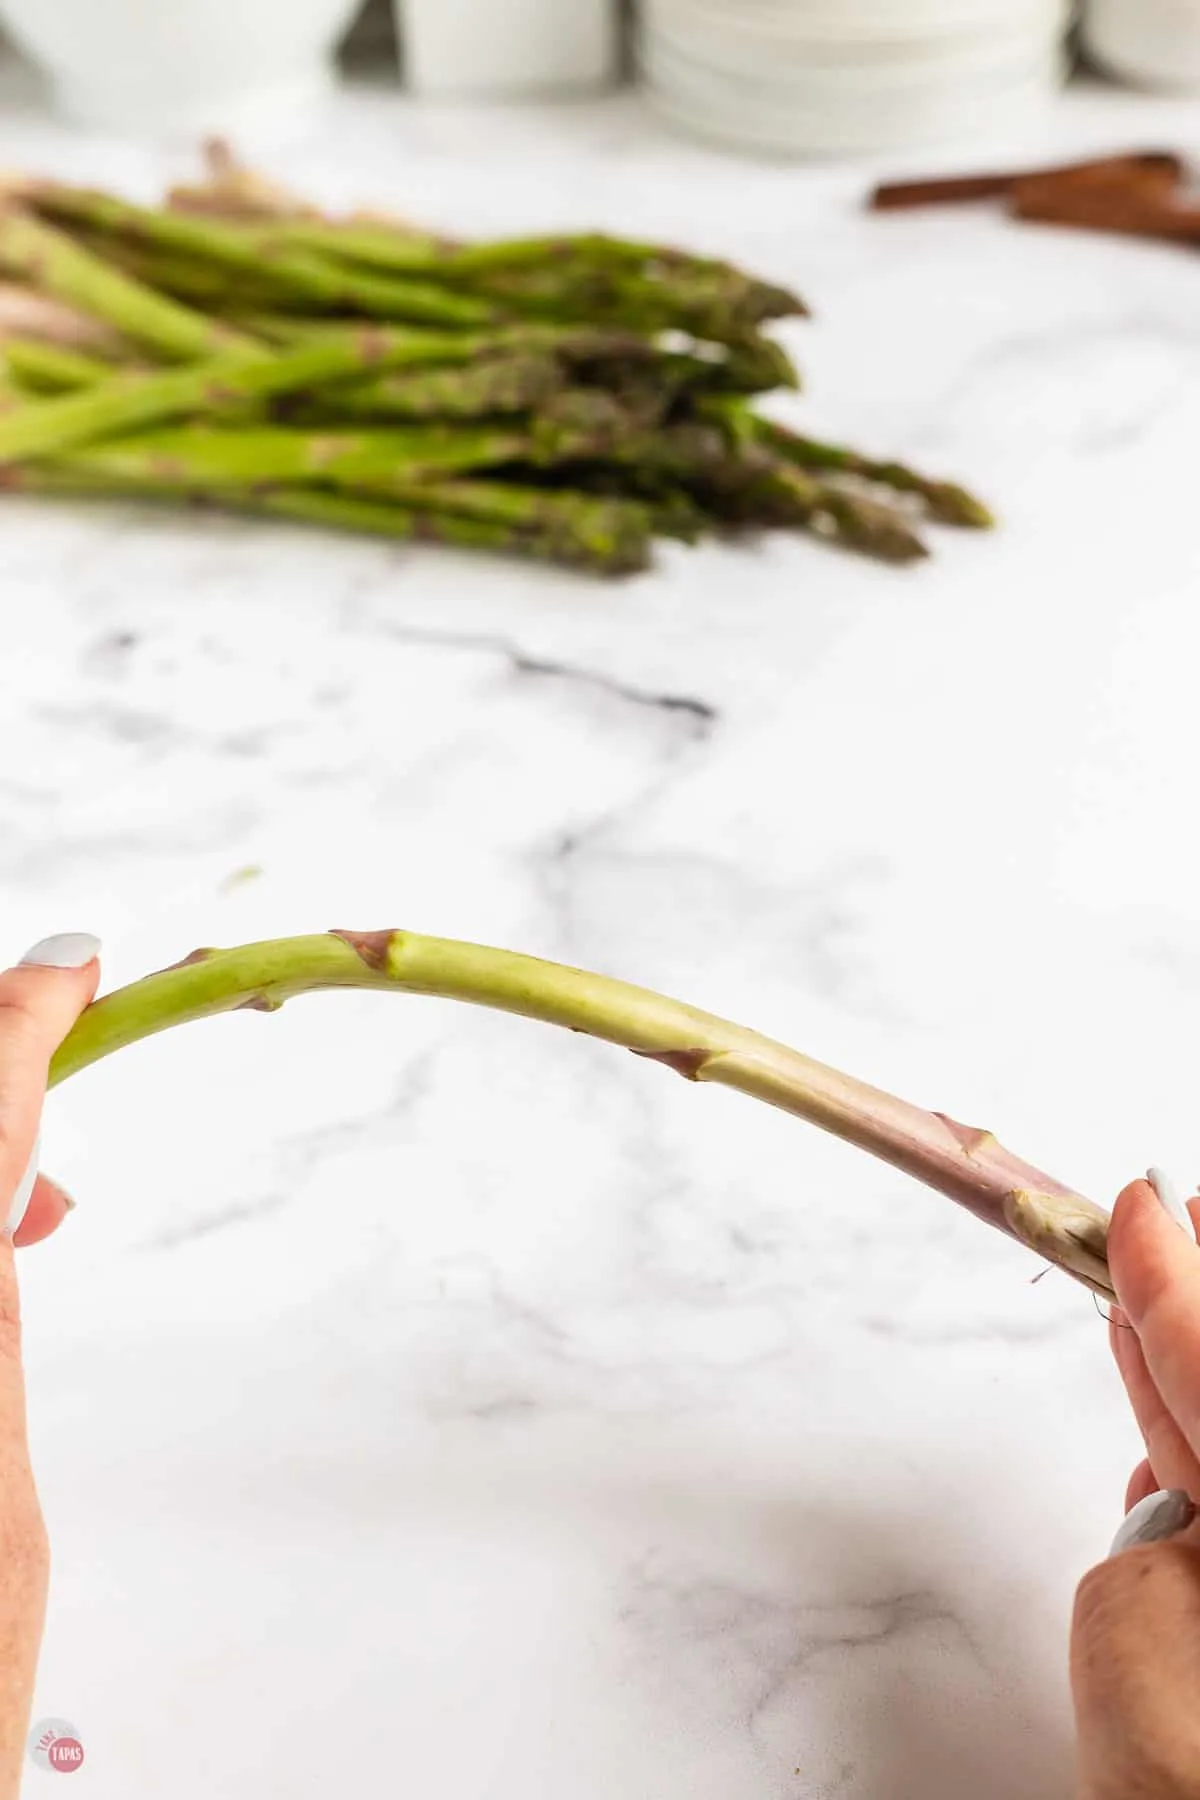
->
0;0;362;135
646;14;1064;85
648;64;1061;157
640;0;1069;156
1084;0;1200;91
655;0;1063;45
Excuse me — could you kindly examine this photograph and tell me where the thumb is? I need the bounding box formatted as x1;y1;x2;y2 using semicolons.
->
1072;1515;1200;1799
0;933;100;1367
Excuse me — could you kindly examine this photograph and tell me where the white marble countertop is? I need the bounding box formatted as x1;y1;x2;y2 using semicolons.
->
4;70;1200;1800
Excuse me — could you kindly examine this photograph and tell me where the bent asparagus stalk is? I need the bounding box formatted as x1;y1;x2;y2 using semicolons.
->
47;928;1115;1301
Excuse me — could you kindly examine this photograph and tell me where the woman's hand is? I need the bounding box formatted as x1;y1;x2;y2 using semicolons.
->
0;935;100;1799
1071;1178;1200;1799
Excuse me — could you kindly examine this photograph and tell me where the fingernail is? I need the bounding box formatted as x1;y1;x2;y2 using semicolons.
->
1146;1167;1196;1239
1110;1488;1197;1557
19;932;101;970
4;1135;39;1238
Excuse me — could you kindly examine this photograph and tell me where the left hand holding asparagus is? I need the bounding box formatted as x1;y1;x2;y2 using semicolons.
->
0;933;99;1799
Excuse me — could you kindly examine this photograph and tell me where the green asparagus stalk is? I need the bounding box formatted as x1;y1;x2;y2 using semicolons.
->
136;207;803;344
757;418;995;528
617;400;929;561
758;465;931;563
253;221;808;328
65;226;294;314
228;222;734;278
249;488;648;572
25;186;496;328
46;929;1115;1302
38;426;657;572
8;310;568;380
239;315;665;367
701;460;931;564
50;422;535;486
0;330;512;464
0;203;253;359
2;336;122;394
341;474;653;571
432;261;803;347
9;466;647;574
314;351;565;420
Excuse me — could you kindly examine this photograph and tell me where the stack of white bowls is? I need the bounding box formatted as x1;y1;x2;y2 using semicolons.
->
1084;0;1200;92
639;0;1074;158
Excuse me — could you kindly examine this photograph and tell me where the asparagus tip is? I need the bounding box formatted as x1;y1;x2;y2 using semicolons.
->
925;482;996;529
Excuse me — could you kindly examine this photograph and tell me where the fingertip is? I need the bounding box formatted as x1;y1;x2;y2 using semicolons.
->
12;1175;72;1248
1113;1177;1157;1223
1108;1177;1199;1325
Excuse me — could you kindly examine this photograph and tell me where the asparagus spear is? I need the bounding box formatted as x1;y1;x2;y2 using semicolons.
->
24;186;496;328
237;314;666;367
757;417;994;528
0;330;524;464
10;465;647;575
694;454;931;564
64;225;291;314
51;422;535;486
101;200;805;343
254;487;649;572
312;351;565;420
246;220;808;329
786;474;931;564
2;337;122;394
46;930;1116;1303
0;203;253;358
336;473;653;569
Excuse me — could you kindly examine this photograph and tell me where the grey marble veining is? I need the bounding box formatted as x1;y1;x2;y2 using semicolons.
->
3;74;1200;1800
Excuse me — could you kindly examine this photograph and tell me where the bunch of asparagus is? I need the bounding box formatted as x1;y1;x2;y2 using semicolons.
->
0;144;992;576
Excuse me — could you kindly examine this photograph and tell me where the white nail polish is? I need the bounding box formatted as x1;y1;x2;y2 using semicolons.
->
1147;1167;1196;1239
4;1135;39;1238
1110;1488;1196;1556
19;933;101;970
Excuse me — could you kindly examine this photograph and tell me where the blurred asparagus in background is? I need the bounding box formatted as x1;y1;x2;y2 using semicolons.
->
0;141;992;576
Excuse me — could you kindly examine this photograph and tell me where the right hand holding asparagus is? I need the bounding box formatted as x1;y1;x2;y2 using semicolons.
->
1071;1179;1200;1798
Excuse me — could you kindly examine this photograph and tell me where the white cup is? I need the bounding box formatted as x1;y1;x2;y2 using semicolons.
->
0;0;362;136
398;0;619;96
